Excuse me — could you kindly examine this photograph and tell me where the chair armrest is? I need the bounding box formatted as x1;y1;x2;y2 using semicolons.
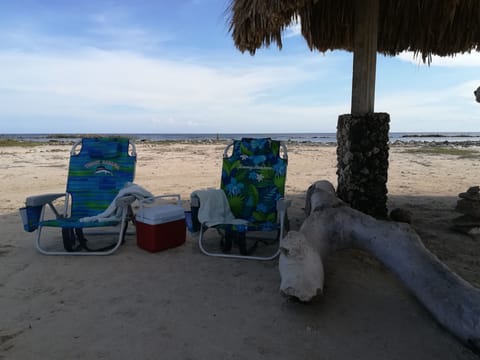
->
26;193;66;207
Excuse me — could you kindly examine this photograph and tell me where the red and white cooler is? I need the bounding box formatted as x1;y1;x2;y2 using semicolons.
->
135;204;186;252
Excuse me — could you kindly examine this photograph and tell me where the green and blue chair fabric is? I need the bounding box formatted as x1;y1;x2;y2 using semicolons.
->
20;137;138;255
195;137;290;260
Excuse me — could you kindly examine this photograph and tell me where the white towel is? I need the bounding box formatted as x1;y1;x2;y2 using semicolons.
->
191;189;248;227
80;182;153;223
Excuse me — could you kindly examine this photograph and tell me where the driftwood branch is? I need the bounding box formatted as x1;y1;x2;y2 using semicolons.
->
279;180;480;351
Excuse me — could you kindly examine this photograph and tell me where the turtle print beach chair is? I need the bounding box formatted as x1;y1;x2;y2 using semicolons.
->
191;137;290;260
20;137;140;255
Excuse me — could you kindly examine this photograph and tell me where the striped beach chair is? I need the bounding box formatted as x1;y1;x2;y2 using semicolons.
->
20;137;139;255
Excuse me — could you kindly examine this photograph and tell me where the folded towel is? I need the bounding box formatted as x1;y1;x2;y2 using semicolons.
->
191;189;247;227
80;182;153;223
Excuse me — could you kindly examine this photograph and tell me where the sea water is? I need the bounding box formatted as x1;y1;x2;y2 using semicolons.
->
2;132;480;144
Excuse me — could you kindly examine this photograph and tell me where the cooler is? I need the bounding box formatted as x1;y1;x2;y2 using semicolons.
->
136;204;186;252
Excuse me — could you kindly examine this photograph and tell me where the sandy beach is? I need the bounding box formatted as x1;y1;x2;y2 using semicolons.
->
1;140;480;359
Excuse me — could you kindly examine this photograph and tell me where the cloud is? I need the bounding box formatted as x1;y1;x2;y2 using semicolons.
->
398;51;480;67
284;21;301;38
0;47;342;133
377;79;480;131
2;42;477;133
1;5;478;134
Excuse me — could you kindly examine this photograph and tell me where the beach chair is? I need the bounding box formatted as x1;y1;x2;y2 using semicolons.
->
20;137;141;255
191;137;290;260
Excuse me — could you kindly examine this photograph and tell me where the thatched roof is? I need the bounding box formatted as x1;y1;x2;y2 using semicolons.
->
228;0;480;62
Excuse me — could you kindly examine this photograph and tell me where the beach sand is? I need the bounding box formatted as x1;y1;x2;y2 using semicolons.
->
1;141;480;359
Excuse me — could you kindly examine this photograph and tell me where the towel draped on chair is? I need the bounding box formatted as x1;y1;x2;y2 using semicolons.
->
80;182;153;223
191;189;247;227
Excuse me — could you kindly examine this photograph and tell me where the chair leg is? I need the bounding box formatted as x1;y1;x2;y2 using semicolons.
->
198;224;281;261
35;219;127;256
220;230;232;253
227;230;256;256
62;228;78;252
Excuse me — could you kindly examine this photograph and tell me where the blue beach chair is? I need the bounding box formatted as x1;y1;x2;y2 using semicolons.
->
20;137;139;255
192;138;290;260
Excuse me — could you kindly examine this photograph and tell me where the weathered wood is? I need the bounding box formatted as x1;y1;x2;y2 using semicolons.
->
279;180;480;351
351;0;378;115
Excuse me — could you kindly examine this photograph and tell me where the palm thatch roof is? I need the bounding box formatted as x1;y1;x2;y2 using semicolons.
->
229;0;480;62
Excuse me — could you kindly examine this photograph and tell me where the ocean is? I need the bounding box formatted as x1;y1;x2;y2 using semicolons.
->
2;132;480;145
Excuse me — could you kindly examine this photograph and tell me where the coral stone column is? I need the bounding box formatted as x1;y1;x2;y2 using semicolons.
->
336;113;390;218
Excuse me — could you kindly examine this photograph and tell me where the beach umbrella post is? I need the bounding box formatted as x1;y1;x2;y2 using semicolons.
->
336;0;389;218
227;0;480;218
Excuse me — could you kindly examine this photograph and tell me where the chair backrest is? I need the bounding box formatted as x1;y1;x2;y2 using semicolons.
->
220;138;287;227
66;137;136;218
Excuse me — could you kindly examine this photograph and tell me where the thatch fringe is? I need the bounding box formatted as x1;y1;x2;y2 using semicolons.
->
228;0;307;53
228;0;480;62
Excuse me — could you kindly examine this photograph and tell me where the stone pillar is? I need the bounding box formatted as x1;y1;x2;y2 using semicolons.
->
336;113;390;218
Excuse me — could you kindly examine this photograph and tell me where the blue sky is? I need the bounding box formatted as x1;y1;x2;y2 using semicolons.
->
1;0;479;134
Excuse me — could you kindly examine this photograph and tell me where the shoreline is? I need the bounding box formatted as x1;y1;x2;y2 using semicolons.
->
3;131;480;147
3;137;480;148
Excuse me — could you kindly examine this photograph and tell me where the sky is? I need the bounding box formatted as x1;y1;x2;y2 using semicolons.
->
0;0;479;134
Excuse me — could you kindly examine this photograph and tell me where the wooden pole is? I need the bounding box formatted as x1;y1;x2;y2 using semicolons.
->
351;0;379;115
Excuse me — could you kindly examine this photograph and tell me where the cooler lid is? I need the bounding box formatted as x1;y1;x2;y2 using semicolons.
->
136;204;185;225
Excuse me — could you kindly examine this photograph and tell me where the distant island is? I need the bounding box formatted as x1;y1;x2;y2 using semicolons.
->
401;134;475;138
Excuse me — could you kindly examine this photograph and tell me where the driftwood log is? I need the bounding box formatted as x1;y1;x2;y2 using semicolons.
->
279;180;480;351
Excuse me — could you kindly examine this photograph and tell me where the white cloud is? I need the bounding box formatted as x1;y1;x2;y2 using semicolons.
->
284;21;301;38
1;17;479;134
377;80;480;132
0;48;341;133
398;51;480;67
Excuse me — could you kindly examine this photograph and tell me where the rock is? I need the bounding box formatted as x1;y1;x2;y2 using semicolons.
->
456;199;480;218
458;192;480;201
467;186;480;194
336;113;390;219
452;187;480;233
